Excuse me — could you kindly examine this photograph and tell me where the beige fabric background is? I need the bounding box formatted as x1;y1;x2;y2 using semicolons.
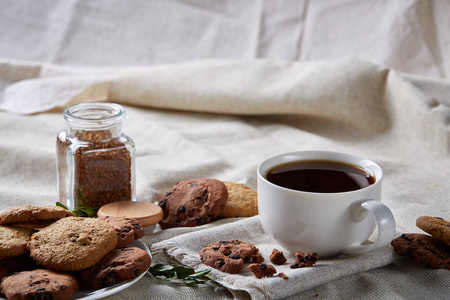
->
0;0;449;299
0;58;449;299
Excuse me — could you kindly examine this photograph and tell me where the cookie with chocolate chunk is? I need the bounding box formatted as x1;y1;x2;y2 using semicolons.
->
158;179;228;228
0;269;78;300
199;240;261;274
248;263;277;278
0;225;34;257
99;216;145;248
416;216;450;245
391;233;450;269
76;247;151;289
0;205;75;225
0;255;39;280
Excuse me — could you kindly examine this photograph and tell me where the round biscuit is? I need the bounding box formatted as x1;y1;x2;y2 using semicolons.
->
0;205;75;225
28;217;118;271
220;182;258;218
416;216;450;245
0;225;34;257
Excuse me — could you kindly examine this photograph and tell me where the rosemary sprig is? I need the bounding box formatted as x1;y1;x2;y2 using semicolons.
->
148;264;211;285
56;202;99;218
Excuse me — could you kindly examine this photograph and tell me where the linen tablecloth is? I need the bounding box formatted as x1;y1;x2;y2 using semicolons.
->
0;57;448;299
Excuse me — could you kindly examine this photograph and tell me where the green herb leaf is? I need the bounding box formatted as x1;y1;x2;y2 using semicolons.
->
56;202;68;210
55;202;99;218
73;206;99;218
148;264;211;285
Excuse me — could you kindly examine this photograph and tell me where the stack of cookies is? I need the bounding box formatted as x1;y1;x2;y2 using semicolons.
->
0;205;151;300
157;179;258;229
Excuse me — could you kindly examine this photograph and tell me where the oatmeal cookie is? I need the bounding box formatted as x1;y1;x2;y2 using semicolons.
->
416;216;450;245
158;179;228;228
219;182;258;218
0;225;34;257
28;217;118;271
0;205;75;225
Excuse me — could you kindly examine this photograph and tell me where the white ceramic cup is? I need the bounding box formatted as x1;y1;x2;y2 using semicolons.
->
257;150;396;258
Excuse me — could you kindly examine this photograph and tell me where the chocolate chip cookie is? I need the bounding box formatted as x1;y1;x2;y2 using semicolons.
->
0;205;75;225
199;240;261;274
0;225;34;257
158;179;228;228
76;246;152;289
416;216;450;245
28;217;118;271
0;254;39;280
219;182;258;218
0;269;78;300
99;216;145;248
391;233;450;269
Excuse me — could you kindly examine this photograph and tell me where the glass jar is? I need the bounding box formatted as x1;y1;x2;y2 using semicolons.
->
57;102;136;210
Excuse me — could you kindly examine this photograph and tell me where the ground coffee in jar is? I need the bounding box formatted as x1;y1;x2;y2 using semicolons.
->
57;103;136;210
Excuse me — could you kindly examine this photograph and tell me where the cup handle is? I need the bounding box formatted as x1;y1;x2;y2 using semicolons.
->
343;199;396;255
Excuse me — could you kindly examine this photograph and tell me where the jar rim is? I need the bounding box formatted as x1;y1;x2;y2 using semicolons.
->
64;102;125;129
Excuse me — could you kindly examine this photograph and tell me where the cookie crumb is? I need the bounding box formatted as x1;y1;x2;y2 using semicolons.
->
270;249;287;265
248;263;277;279
276;272;289;280
252;253;265;264
290;252;318;269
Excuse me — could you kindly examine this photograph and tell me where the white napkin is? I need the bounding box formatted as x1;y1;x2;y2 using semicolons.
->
150;216;397;300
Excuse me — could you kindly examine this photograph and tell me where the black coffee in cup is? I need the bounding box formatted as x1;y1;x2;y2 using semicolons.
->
265;160;375;193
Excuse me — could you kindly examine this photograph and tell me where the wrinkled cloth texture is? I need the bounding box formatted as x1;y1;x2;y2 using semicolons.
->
0;0;450;79
0;58;449;299
1;0;450;299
